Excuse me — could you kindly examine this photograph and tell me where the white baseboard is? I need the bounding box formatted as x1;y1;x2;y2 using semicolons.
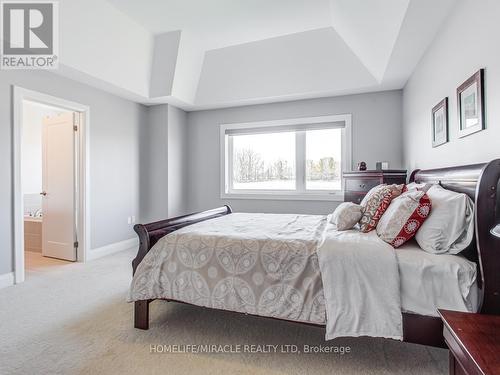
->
87;238;138;261
0;272;15;289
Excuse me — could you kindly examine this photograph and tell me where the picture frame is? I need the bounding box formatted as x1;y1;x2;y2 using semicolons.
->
431;97;448;147
457;69;485;138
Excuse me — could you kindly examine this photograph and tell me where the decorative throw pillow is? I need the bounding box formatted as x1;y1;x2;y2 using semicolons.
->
376;190;432;248
403;182;427;192
330;202;363;231
358;184;404;232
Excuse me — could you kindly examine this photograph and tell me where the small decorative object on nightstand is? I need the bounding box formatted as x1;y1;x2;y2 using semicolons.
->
376;161;390;170
357;161;367;171
439;309;500;375
343;169;407;204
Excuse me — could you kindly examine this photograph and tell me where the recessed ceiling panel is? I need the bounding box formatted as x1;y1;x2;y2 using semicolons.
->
195;28;378;105
329;0;410;82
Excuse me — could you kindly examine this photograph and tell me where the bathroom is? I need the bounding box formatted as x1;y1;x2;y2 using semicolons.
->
22;100;74;269
24;194;43;253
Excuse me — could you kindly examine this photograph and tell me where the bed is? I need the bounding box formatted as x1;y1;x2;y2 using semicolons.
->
129;160;500;348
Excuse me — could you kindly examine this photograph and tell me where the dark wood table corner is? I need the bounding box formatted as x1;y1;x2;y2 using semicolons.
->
438;309;500;375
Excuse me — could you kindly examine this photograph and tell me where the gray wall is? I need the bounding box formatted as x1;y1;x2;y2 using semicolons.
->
139;104;169;223
138;104;188;221
0;70;147;275
403;0;500;170
187;90;403;215
167;105;188;217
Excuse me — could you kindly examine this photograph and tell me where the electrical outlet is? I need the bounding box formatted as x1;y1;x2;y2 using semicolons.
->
127;216;132;224
131;216;136;224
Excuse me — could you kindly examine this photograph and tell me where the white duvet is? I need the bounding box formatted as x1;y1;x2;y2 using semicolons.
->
317;222;403;340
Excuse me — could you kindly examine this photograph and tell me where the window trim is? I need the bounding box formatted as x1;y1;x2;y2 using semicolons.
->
219;114;352;201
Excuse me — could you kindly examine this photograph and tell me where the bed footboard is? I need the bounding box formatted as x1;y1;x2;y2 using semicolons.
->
132;205;232;274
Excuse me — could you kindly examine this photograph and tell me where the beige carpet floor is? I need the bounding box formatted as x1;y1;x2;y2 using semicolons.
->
0;248;448;375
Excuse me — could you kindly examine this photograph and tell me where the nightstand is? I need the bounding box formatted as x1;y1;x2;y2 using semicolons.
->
439;309;500;375
342;170;407;204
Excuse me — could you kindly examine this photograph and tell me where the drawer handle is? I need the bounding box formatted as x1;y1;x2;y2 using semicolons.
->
359;184;366;188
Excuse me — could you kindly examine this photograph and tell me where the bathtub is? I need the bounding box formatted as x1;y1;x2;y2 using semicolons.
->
24;216;42;253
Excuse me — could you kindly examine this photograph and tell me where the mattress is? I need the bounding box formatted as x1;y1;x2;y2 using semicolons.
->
129;213;479;324
396;240;479;317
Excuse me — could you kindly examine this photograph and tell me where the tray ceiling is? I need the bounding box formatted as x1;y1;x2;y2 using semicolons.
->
53;0;457;110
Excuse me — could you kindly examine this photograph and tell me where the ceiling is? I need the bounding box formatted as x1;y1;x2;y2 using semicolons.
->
55;0;457;110
107;0;334;50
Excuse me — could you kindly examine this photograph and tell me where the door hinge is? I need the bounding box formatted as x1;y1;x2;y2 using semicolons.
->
74;241;79;249
73;112;80;131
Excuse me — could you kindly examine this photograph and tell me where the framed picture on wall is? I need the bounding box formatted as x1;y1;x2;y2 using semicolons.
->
431;97;448;147
457;69;485;138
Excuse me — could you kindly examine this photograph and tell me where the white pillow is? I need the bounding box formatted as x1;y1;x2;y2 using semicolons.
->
330;202;363;231
404;182;428;192
415;185;474;254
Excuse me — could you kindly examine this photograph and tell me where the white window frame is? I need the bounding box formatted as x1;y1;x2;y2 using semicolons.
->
220;114;352;201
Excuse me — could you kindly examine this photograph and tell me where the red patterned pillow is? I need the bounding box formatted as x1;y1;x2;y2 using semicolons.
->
358;184;404;232
376;190;432;248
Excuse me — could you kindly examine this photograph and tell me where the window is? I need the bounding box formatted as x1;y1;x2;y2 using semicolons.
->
220;115;351;200
232;132;296;190
305;128;342;191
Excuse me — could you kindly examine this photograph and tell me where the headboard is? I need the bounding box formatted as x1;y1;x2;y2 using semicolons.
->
409;159;500;315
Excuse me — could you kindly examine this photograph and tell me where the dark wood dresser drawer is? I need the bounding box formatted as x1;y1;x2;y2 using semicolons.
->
345;178;380;192
343;170;407;204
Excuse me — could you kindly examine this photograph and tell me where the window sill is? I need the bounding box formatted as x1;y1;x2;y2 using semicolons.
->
220;192;345;202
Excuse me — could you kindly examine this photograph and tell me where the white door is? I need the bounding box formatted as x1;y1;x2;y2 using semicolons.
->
41;112;77;261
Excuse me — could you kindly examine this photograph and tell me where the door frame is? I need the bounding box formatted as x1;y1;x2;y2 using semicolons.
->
13;86;91;283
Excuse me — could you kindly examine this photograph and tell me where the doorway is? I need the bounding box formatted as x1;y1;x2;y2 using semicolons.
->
13;87;90;284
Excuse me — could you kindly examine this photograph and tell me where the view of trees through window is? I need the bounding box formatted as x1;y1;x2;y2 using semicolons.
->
232;132;296;190
306;128;342;190
231;128;342;191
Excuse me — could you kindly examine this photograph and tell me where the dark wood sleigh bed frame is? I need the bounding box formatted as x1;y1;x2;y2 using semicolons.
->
132;160;500;348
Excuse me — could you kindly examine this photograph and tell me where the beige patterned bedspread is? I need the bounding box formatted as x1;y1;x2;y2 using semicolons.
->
128;213;328;324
